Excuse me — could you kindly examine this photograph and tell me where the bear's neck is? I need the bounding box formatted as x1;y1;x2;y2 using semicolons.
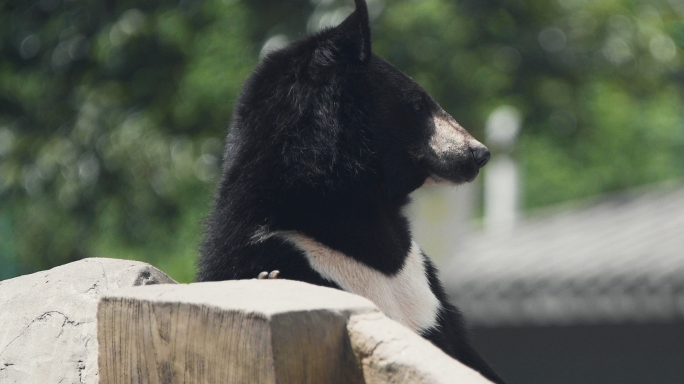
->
267;186;413;275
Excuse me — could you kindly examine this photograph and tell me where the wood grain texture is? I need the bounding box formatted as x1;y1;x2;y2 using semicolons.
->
97;280;376;384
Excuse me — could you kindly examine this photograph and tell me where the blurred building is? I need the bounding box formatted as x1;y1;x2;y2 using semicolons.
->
442;183;684;384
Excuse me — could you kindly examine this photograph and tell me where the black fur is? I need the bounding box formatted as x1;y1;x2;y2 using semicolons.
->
198;1;503;382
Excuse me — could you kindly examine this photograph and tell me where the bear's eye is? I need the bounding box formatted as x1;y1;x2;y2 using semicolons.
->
412;100;424;112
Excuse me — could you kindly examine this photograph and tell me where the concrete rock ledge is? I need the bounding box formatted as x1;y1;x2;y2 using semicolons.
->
0;258;175;384
349;312;493;384
2;258;493;384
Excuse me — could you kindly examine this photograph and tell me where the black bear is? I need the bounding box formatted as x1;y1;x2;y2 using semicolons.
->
198;1;503;382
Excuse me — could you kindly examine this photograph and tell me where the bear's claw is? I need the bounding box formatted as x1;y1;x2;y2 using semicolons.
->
257;270;280;279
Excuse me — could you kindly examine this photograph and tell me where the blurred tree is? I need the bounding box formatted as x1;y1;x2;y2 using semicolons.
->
1;0;683;281
0;0;256;281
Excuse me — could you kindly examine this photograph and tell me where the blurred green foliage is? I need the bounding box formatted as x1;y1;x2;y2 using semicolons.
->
0;0;256;281
1;0;683;281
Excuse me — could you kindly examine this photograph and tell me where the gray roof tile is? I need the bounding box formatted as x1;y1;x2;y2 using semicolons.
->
443;183;684;326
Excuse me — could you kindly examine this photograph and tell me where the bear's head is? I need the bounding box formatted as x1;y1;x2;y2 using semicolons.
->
229;0;489;203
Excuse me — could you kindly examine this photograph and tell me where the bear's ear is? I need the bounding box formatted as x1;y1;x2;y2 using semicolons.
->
328;0;372;65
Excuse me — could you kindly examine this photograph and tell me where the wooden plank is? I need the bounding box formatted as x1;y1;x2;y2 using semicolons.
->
97;280;375;384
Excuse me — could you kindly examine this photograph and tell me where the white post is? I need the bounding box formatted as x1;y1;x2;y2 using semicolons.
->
483;106;522;233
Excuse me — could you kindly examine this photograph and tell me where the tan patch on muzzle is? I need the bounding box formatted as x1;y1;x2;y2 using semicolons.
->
428;115;475;156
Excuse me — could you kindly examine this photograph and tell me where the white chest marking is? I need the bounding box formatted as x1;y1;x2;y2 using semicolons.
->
277;232;441;332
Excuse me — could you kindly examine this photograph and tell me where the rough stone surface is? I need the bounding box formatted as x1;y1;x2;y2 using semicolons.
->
98;280;378;384
0;258;175;384
348;312;494;384
3;260;498;384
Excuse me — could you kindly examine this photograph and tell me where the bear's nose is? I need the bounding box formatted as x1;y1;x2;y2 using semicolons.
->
471;146;491;169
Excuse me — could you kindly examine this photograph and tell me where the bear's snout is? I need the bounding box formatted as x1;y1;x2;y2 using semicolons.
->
422;113;489;184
